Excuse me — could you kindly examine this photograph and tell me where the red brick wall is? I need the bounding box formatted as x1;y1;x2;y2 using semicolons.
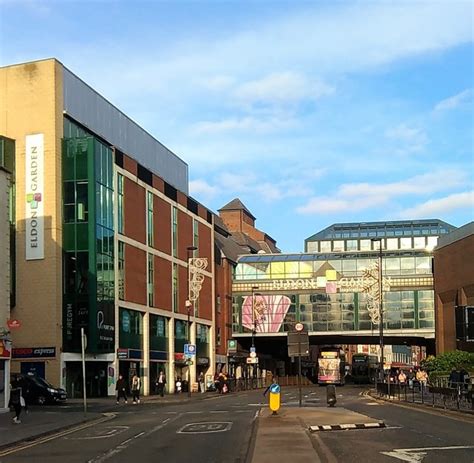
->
199;276;213;321
152;174;164;193
178;210;193;262
219;210;242;232
215;257;233;355
177;191;187;208
123;155;137;176
154;256;172;311
124;177;146;244
434;234;474;353
178;264;188;315
199;223;212;263
124;244;146;305
154;196;171;254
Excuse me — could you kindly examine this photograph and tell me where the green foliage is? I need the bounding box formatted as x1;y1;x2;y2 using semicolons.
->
421;350;474;373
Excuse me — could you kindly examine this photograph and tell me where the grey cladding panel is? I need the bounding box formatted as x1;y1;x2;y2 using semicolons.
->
63;67;188;193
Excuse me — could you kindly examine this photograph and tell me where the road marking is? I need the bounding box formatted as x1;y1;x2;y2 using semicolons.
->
365;402;380;406
0;414;116;458
64;425;129;440
177;422;232;434
89;415;180;462
381;445;474;462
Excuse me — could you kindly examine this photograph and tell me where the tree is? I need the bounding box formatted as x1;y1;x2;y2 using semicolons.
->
421;350;474;373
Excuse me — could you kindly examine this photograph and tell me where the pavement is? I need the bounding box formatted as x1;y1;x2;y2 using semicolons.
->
0;391;216;451
251;404;382;463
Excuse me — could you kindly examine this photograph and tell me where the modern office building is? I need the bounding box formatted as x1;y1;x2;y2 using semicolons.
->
434;222;474;353
0;58;215;397
231;220;456;373
0;136;14;410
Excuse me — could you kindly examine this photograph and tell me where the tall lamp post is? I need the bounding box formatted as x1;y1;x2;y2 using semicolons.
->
371;238;384;383
251;286;259;380
186;246;197;397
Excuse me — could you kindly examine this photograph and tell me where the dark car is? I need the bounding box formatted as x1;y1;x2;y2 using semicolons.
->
13;374;67;405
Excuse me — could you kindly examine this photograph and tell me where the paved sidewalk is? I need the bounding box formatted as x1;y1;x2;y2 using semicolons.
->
0;409;104;450
251;406;381;463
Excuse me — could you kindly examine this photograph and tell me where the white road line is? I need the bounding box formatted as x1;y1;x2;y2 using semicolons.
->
381;445;474;462
88;415;180;462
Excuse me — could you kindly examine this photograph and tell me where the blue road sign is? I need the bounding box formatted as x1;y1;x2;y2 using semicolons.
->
270;383;281;394
184;344;196;356
250;346;256;354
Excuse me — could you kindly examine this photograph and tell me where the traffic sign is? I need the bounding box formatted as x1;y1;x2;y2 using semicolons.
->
246;357;258;364
270;383;281;394
7;319;21;329
250;346;256;354
184;344;196;356
250;351;257;358
295;322;304;332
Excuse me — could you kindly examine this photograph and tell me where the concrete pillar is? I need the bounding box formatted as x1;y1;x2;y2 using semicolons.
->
143;312;150;396
168;317;175;393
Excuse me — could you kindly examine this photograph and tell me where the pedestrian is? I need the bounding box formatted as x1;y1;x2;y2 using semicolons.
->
198;372;205;393
116;374;128;404
156;370;166;397
131;373;141;404
448;368;459;388
398;370;407;385
9;381;24;424
408;369;415;389
176;377;182;394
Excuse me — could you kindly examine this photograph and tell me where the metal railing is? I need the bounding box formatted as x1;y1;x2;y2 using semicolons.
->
376;379;474;412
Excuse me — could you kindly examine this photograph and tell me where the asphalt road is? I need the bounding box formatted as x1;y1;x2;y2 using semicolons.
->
1;385;473;463
309;386;474;463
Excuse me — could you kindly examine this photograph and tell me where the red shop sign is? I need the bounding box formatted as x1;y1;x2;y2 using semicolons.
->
7;319;21;329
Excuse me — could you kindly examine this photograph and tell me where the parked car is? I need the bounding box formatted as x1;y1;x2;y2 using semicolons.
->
12;374;67;405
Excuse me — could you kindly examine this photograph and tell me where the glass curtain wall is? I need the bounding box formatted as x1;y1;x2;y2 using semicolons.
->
62;119;115;353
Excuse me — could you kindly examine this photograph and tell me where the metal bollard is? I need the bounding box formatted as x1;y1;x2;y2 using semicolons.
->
327;385;337;407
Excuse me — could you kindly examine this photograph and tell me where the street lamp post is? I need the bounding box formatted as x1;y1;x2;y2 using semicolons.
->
251;286;259;381
371;238;384;383
186;246;197;397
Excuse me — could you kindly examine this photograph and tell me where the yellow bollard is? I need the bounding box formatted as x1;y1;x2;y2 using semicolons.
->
268;383;281;415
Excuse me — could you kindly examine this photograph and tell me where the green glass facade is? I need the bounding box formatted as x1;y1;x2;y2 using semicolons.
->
62;119;115;353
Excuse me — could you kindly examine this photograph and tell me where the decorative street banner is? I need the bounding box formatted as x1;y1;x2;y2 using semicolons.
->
25;133;44;260
242;294;291;333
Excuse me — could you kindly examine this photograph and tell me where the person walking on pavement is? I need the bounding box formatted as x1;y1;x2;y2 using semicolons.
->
198;372;205;393
9;381;25;424
156;370;166;397
398;370;407;385
116;374;128;404
131;374;141;404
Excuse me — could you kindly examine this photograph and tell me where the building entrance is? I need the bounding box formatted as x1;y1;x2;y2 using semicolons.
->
65;361;108;398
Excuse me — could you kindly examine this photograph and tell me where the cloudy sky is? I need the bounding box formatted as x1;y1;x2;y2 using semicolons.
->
1;0;473;252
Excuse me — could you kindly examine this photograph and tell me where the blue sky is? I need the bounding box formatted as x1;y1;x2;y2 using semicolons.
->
1;0;473;252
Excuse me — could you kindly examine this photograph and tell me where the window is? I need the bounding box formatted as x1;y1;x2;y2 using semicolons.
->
118;241;125;300
172;263;178;312
333;240;344;251
456;306;474;342
360;239;371;251
193;218;199;254
147;191;154;247
118;174;124;234
400;237;412;250
414;237;426;249
306;242;318;253
172;206;178;258
387;238;398;250
217;295;221;313
148;253;154;306
346;240;358;251
427;236;438;249
320;241;331;252
217;327;221;346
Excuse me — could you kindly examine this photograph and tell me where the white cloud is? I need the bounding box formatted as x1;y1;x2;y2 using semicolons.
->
399;191;474;218
198;75;236;91
339;170;467;198
385;124;429;154
189;179;219;198
434;89;473;112
191;115;296;134
296;169;470;215
233;72;334;106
